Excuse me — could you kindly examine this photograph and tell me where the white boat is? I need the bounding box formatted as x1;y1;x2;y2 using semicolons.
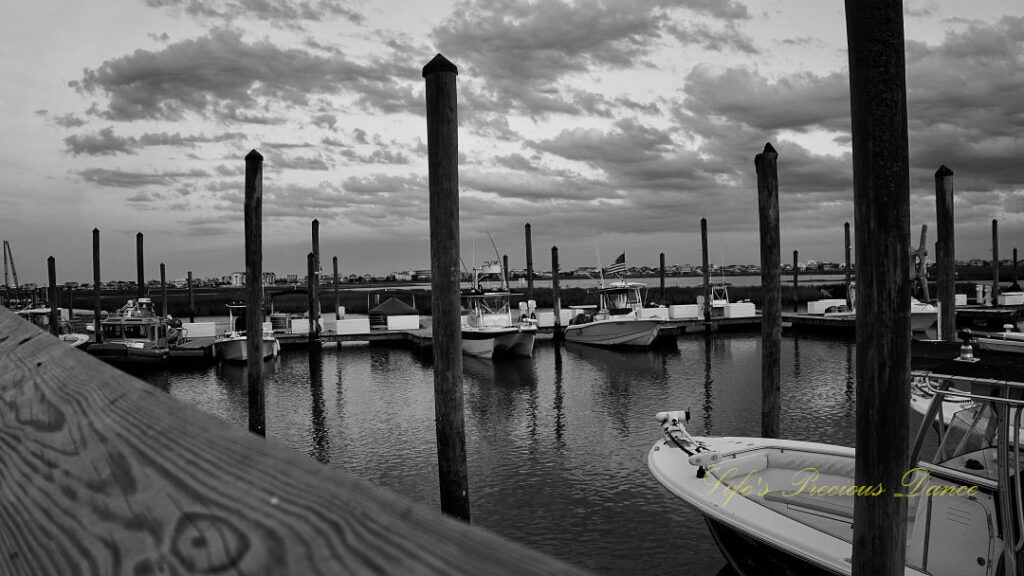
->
461;262;536;359
562;281;668;347
88;298;173;364
910;297;938;332
214;304;280;362
648;371;1024;575
16;304;91;347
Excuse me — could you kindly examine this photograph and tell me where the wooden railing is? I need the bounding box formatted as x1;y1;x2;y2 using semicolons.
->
0;308;593;575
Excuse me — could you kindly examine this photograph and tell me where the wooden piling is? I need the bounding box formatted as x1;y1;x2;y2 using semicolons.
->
245;149;266;437
916;225;930;302
136;232;144;299
47;256;58;336
659;253;666;303
503;254;509;286
93;229;102;344
845;1;912;572
845;222;852;305
935;166;955;341
333;256;340;318
792;250;799;312
187;271;195;323
701;218;711;329
552;246;561;341
755;142;781;439
160;263;167;318
992;219;1000;301
307;253;317;348
1013;248;1019;289
423;53;469;522
525;223;534;301
311;219;321;338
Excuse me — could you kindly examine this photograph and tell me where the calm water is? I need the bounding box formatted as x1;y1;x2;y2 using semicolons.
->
138;331;861;575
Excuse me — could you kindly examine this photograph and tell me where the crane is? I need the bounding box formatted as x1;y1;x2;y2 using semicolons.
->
3;240;17;287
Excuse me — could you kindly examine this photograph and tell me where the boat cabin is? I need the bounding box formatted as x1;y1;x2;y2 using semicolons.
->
100;298;169;347
568;283;646;325
462;292;518;329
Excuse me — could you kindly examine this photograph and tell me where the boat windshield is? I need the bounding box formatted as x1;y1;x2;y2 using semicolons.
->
464;295;511;328
932;401;1024;482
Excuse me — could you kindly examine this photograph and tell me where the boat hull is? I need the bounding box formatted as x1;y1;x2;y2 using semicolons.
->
214;336;280;362
461;326;536;358
563;318;664;347
705;516;840;576
87;342;169;365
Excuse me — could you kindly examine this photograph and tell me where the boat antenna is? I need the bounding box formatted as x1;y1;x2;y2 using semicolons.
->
486;231;507;290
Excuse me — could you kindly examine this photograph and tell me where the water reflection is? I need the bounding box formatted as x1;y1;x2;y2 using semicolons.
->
142;331;859;576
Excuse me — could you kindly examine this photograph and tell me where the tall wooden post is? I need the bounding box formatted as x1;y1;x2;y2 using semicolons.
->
525;223;534;301
311;219;321;337
659;252;666;303
186;271;195;323
502;254;509;286
846;1;912;572
1013;248;1019;288
424;53;469;522
93;229;102;344
136;232;144;299
552;246;561;341
756;143;781;439
992;219;1000;302
701;218;711;329
245;149;266;436
47;256;58;336
307;253;317;348
845;222;852;304
935;166;955;341
333;256;340;318
792;250;799;312
160;263;167;318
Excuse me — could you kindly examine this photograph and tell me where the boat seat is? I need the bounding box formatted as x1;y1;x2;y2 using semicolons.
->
763;490;854;520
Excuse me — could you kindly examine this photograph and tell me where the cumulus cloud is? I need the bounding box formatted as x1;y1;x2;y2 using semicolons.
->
64;127;245;155
78;167;210;188
142;0;364;26
72;27;420;122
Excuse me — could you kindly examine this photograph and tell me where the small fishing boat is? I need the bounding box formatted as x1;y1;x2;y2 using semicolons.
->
461;261;536;359
563;281;668;347
88;298;172;364
16;304;91;347
214;304;280;362
648;370;1024;575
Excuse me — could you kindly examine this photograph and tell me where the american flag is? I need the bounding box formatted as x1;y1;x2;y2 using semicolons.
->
603;252;626;275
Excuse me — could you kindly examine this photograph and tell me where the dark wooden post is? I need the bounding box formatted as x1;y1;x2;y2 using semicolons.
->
307;253;317;347
701;218;711;329
659;253;666;303
423;53;469;522
792;250;799;312
160;263;167;318
136;232;144;299
756;143;781;439
93;229;102;344
311;219;321;337
1014;248;1019;288
47;256;58;336
846;1;912;572
845;222;852;303
935;166;955;340
502;254;509;286
67;285;74;320
552;246;561;341
245;149;266;436
186;271;195;323
525;223;534;301
333;256;340;319
992;219;1000;302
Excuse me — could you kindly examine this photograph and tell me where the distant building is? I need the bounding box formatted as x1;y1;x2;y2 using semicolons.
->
262;272;276;285
393;271;413;281
413;269;431;281
286;274;299;283
229;272;245;286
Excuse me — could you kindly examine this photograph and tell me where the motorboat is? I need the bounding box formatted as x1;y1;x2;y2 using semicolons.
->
563;281;668;347
214;304;280;362
911;297;938;332
461;261;536;359
648;371;1024;575
88;298;174;364
16;304;91;347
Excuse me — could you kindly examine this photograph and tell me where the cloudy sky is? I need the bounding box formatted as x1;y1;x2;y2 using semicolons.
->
2;0;1023;285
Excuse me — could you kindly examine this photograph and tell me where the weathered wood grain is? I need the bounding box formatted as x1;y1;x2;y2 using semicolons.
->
755;142;780;439
0;309;593;575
